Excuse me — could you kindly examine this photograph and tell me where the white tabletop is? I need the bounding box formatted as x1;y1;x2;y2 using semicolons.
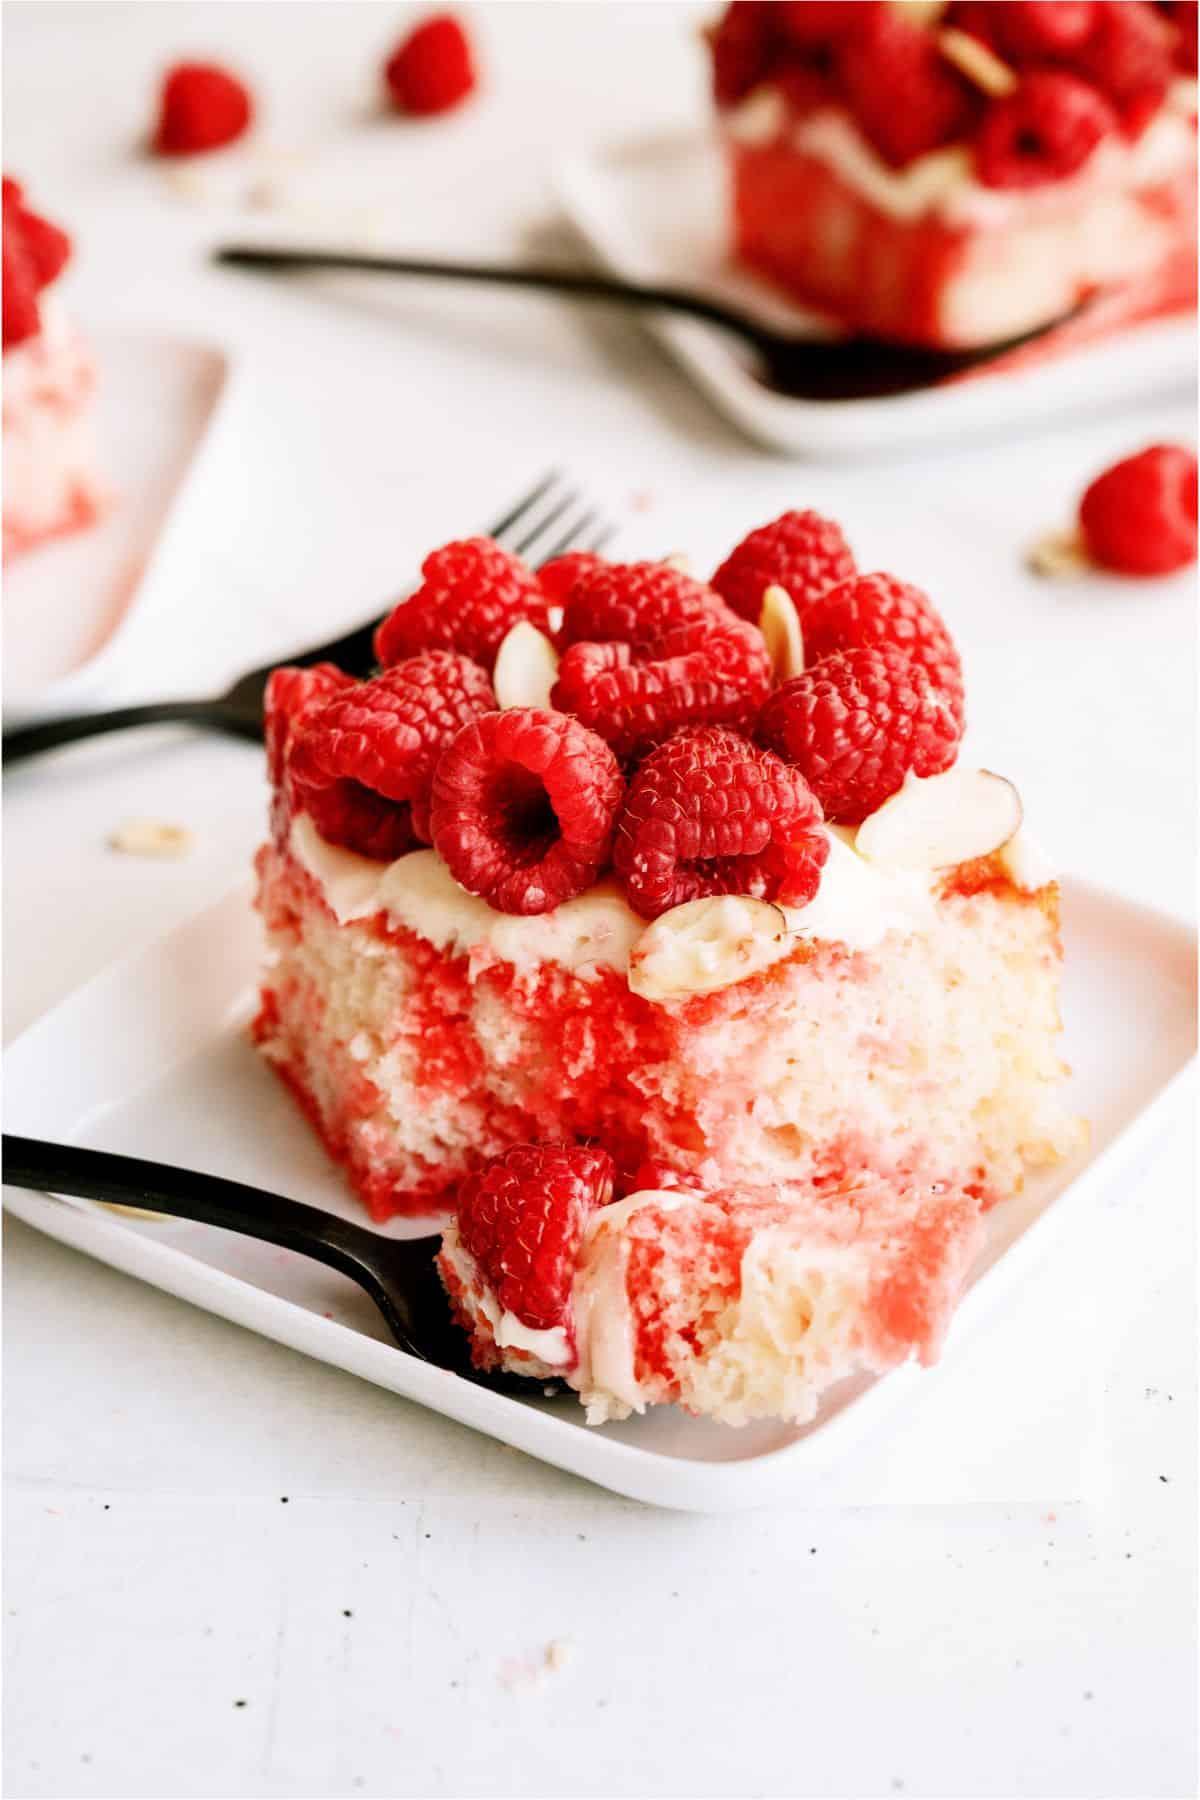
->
3;6;1196;1798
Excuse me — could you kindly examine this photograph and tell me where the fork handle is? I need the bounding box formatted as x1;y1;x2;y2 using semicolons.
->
2;1134;433;1351
3;699;261;765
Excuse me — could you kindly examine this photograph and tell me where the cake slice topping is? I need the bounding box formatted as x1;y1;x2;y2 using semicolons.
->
800;571;965;726
712;508;856;624
855;767;1023;869
374;536;550;674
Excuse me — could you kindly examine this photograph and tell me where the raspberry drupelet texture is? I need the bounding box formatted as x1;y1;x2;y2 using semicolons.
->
756;645;962;825
975;71;1118;188
711;510;856;625
383;13;478;116
153;63;254;156
552;561;772;762
801;573;966;727
537;550;607;608
1078;443;1199;574
374;538;550;674
263;663;356;845
454;1144;614;1333
431;708;625;914
290;652;496;844
612;725;829;921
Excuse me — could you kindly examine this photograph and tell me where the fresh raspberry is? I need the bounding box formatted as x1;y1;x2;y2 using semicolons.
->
975;70;1118;186
776;3;863;48
2;179;71;349
263;662;355;791
537;550;606;609
152;63;254;156
756;645;961;825
290;652;495;843
455;1144;614;1332
1076;1;1173;135
384;14;477;116
710;2;778;107
1078;444;1198;575
374;538;549;674
987;2;1098;59
1163;2;1198;74
712;510;856;625
840;3;978;167
612;725;829;922
551;561;772;762
299;781;418;864
801;572;966;727
431;708;624;914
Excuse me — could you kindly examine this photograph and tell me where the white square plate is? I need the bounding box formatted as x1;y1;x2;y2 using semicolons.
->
3;330;233;723
555;130;1198;455
3;879;1195;1511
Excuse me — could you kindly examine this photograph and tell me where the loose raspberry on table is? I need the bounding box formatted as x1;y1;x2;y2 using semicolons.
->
290;651;495;843
756;645;962;825
802;572;966;727
710;2;778;106
384;13;478;116
152;63;254;156
1078;443;1198;575
840;3;978;168
612;725;829;922
552;561;772;762
431;708;624;914
455;1143;614;1332
712;510;856;625
975;71;1118;187
537;550;606;608
1075;1;1174;135
374;537;549;674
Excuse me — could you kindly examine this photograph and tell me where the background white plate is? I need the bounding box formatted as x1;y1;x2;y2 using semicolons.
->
3;876;1194;1512
555;130;1198;456
3;330;232;723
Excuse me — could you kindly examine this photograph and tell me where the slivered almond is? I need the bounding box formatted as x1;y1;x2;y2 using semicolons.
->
108;818;194;860
492;621;560;710
937;26;1019;97
1027;528;1091;579
855;768;1023;871
628;896;789;1002
759;584;805;684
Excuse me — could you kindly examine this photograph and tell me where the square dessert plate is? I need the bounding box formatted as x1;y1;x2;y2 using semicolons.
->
3;329;233;724
3;877;1196;1511
554;131;1198;455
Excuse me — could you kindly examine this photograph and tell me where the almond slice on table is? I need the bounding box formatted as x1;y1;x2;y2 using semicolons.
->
493;621;560;710
628;895;789;1002
758;584;805;684
854;768;1023;870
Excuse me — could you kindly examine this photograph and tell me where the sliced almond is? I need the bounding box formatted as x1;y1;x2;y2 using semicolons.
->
1027;528;1091;580
108;818;194;860
628;896;788;1002
891;1;950;22
855;768;1023;871
662;551;690;573
492;621;560;710
937;26;1018;96
759;584;804;685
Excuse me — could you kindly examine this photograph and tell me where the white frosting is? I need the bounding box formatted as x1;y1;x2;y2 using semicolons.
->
781;829;938;950
573;1191;686;1423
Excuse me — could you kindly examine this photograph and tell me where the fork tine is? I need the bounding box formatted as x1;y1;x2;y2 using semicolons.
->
486;470;563;546
537;508;608;564
510;488;582;558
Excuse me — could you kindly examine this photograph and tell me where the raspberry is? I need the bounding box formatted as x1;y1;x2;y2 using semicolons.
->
300;776;418;864
2;179;71;349
291;652;495;843
455;1144;614;1332
1078;444;1198;575
152;63;253;156
551;561;772;762
612;725;829;922
374;538;549;674
755;645;962;825
537;550;605;608
263;662;355;790
840;3;978;168
802;573;966;727
384;14;477;116
1164;2;1198;74
430;708;624;915
975;71;1118;187
987;2;1098;59
712;510;856;625
1076;1;1174;135
776;3;863;48
710;2;778;106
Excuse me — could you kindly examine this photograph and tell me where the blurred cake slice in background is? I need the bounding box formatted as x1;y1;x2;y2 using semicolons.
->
709;0;1198;349
3;176;106;560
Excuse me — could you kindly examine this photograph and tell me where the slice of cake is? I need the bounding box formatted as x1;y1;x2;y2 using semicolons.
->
2;177;105;560
253;513;1084;1425
710;1;1198;349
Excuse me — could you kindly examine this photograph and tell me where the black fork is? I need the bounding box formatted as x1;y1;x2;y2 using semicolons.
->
2;472;613;765
2;1134;559;1398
